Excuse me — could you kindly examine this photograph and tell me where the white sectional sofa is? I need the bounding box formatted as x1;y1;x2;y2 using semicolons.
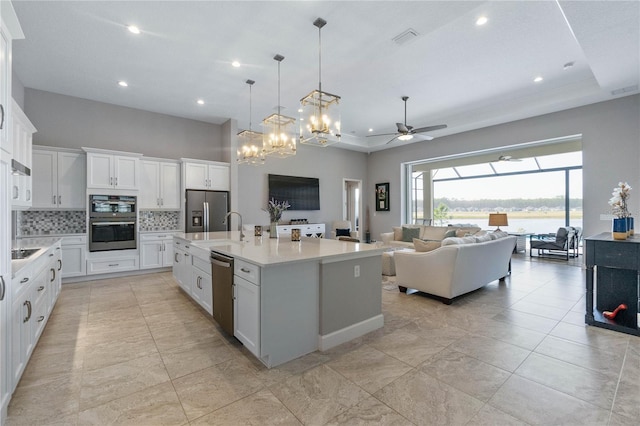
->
394;233;517;304
380;224;482;249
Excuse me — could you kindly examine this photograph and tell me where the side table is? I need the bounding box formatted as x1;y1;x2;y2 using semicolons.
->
508;232;533;253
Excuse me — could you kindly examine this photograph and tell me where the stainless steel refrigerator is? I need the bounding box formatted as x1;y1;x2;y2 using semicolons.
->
185;190;230;233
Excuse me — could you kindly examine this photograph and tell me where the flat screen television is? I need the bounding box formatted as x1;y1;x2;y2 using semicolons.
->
268;174;320;210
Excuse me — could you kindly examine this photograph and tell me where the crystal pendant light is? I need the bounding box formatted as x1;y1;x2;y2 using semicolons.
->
262;54;296;158
299;17;341;147
237;79;265;165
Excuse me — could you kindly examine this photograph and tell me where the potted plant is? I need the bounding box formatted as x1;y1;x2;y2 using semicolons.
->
263;198;290;238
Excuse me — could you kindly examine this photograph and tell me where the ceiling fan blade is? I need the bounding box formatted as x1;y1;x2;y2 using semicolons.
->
396;122;410;133
412;124;447;134
385;135;400;145
366;132;399;138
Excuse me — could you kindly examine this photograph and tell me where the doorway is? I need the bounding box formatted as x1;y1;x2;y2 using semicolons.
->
342;179;362;240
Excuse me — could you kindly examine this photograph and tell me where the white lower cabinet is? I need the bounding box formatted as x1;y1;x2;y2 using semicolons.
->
61;235;86;278
87;256;138;275
140;233;175;269
172;239;191;294
234;259;260;357
234;274;260;357
10;242;61;392
191;256;212;315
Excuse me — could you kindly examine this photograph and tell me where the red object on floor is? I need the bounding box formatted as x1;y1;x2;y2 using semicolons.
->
603;303;628;320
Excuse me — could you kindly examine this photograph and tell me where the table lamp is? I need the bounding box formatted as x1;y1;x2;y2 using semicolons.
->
489;213;508;231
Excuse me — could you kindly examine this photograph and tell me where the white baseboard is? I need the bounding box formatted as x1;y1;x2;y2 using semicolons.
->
318;314;384;351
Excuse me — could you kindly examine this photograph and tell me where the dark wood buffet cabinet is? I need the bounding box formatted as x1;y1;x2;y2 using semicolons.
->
585;232;640;336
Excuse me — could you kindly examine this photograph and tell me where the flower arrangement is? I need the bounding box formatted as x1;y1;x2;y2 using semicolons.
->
609;182;632;218
263;198;290;223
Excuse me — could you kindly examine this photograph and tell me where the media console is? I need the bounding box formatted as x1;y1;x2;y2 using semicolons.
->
276;223;325;238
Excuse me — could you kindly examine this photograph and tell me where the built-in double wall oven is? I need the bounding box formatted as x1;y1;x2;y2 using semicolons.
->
89;195;137;252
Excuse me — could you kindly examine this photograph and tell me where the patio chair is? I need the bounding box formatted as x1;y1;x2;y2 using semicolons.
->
529;227;578;260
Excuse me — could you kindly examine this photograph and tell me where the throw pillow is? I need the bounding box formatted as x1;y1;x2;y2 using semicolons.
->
441;237;464;246
335;228;351;237
474;234;492;243
393;226;403;241
444;229;457;238
413;238;440;252
401;226;421;242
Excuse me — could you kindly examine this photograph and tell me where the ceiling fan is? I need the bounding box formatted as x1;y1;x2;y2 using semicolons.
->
367;96;447;144
497;155;522;162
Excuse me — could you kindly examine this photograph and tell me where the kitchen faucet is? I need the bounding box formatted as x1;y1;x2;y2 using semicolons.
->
223;211;244;241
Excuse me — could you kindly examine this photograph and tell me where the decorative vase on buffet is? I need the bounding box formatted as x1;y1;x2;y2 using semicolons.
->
270;222;278;239
609;182;632;241
263;198;290;240
612;218;628;240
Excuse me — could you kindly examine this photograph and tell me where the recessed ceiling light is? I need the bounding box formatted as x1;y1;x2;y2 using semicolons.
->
368;128;373;132
196;99;204;105
476;16;488;26
118;81;128;87
127;25;141;34
563;61;575;70
231;61;241;68
533;76;543;83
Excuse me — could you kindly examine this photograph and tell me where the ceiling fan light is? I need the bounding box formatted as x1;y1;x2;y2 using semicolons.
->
398;134;413;141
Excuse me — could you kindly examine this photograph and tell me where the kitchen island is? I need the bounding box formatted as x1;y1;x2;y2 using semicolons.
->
173;232;384;368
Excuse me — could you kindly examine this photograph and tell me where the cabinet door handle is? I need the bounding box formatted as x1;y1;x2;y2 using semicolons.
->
110;177;113;186
174;253;179;263
24;300;32;323
108;263;119;267
58;195;62;205
0;104;4;129
51;268;56;282
241;267;251;273
53;195;57;205
37;285;45;292
37;316;45;323
0;276;5;301
20;277;29;284
26;189;31;201
115;177;118;186
58;259;62;270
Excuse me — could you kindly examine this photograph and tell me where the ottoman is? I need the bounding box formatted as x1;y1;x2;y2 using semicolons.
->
381;249;415;276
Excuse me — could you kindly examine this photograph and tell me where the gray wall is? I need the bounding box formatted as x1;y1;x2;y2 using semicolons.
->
24;88;224;161
236;144;369;229
11;70;24;109
367;94;640;240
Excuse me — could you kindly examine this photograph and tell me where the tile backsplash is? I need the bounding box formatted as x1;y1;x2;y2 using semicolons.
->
139;210;181;232
17;210;86;236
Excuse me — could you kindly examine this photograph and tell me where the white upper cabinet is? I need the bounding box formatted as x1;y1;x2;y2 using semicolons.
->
32;147;86;209
182;159;229;191
84;147;141;190
11;100;35;208
140;159;180;209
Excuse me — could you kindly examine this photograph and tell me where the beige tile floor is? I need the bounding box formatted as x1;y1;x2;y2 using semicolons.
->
7;254;640;425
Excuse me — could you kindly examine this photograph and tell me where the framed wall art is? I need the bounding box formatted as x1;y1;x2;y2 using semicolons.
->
375;182;389;211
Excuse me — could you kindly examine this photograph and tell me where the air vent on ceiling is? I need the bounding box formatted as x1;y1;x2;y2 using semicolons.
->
392;28;419;45
611;85;638;96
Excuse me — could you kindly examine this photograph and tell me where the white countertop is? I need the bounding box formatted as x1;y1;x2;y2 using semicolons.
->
11;237;62;277
174;231;383;267
17;233;86;238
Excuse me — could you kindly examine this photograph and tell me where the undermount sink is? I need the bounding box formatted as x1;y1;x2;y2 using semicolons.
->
11;248;40;260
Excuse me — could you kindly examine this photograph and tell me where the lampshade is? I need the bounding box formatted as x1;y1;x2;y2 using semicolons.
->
488;213;508;230
237;79;265;165
263;54;296;158
299;17;341;147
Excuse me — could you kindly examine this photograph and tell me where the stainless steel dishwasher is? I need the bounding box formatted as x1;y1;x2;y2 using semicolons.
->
210;251;234;335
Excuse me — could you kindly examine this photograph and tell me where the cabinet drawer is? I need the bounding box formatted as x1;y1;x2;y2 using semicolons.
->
87;258;138;274
593;240;639;269
61;235;87;245
192;255;211;274
235;259;260;284
141;233;175;242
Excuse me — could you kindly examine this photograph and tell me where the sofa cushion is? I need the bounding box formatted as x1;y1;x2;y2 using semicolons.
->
393;226;403;241
335;228;351;237
413;238;440;252
402;226;421;242
444;229;457;238
474;234;492;243
421;226;448;241
441;237;465;246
